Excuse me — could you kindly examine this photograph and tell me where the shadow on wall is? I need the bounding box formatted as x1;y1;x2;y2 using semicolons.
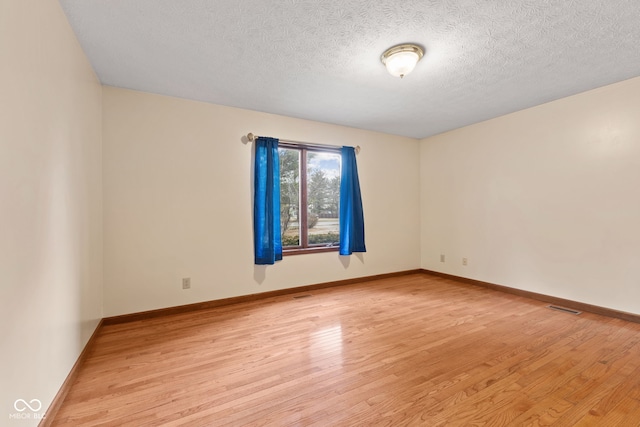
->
253;252;365;284
253;265;267;284
340;252;365;269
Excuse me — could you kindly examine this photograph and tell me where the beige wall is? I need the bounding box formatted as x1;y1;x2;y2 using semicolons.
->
420;76;640;314
102;87;421;316
0;0;103;423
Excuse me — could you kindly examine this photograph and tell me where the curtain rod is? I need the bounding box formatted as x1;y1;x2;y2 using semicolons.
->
247;133;360;154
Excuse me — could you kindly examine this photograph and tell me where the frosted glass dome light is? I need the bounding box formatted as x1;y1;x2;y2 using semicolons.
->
381;44;424;78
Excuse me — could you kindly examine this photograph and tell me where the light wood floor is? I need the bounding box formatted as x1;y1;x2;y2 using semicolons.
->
52;274;640;426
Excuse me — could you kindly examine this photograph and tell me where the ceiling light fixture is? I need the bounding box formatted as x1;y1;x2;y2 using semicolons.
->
381;44;424;78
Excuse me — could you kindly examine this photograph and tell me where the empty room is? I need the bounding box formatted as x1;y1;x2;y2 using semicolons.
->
3;0;640;425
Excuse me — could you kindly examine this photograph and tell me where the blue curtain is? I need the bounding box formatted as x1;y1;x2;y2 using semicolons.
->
339;146;366;255
254;137;282;265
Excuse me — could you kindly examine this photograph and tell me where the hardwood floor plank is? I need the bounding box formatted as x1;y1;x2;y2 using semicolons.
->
51;274;640;426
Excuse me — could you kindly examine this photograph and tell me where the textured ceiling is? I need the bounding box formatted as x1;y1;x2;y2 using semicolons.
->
59;0;640;139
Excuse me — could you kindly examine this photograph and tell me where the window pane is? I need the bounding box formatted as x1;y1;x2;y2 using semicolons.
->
279;148;300;247
307;151;341;246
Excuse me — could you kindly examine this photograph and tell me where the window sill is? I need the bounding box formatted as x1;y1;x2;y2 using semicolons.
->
283;246;339;256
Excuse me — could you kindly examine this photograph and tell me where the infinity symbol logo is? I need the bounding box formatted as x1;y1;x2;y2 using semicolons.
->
14;399;42;412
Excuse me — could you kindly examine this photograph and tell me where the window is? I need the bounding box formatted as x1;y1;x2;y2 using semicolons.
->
253;135;364;264
279;143;341;254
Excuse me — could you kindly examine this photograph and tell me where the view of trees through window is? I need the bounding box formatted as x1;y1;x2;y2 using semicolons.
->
279;146;341;249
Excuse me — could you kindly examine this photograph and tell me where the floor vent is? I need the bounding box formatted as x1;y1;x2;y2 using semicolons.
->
547;305;581;315
293;294;313;299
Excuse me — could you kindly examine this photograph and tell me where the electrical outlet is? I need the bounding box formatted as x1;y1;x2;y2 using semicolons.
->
462;258;468;266
182;278;191;289
440;254;445;262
